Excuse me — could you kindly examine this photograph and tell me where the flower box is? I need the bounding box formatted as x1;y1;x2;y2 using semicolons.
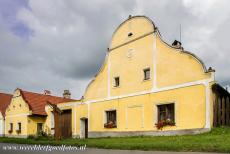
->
104;121;117;128
8;130;13;134
155;119;175;130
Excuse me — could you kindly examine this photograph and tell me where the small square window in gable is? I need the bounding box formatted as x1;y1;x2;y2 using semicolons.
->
114;77;120;87
143;68;150;80
128;32;133;37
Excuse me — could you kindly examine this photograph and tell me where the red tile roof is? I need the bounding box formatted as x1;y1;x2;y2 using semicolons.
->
19;89;77;116
0;93;12;117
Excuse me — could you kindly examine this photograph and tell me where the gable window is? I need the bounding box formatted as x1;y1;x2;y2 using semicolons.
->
16;123;21;134
9;123;13;133
104;110;117;128
143;68;150;80
37;123;43;134
157;103;175;123
114;77;120;87
128;32;133;37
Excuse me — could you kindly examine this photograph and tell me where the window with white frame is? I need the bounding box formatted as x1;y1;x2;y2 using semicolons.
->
143;68;150;80
9;123;13;133
104;110;117;128
157;103;175;122
37;123;43;134
114;77;120;87
16;122;21;133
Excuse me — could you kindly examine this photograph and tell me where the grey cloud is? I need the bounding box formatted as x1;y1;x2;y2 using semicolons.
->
1;0;230;98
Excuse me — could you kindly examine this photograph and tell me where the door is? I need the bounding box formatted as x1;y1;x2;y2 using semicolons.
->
59;110;72;138
85;119;88;138
80;118;88;138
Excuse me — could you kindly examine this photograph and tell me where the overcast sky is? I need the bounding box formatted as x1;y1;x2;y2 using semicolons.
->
0;0;230;99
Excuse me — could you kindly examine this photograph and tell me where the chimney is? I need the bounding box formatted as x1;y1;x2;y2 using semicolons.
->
44;90;51;95
172;40;182;49
63;90;71;99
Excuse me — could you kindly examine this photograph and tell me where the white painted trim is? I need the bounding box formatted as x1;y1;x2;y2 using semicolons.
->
58;102;79;108
80;119;85;139
50;112;54;135
204;82;211;129
142;105;144;128
103;111;105;127
0;119;4;136
152;32;157;90
153;80;207;93
58;78;213;108
5;113;30;118
125;105;128;129
108;53;111;98
88;103;90;131
74;104;77;135
84;78;212;104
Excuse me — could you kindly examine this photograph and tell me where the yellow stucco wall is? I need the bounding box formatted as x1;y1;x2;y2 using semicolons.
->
89;84;206;132
75;103;88;135
84;16;213;101
27;116;46;135
156;37;211;88
110;34;154;96
110;16;154;49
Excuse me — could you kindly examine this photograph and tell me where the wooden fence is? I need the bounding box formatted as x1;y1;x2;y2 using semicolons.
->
212;83;230;127
213;96;230;127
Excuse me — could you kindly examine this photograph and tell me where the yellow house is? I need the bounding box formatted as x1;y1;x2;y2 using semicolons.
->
5;88;76;138
48;15;216;138
5;15;219;139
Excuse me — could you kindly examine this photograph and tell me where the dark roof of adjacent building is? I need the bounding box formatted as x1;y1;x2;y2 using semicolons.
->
19;89;76;116
0;93;13;117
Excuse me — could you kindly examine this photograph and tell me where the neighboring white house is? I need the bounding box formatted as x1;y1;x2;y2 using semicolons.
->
0;93;12;136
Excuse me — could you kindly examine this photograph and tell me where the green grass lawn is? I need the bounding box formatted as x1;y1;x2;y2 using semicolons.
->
1;127;230;153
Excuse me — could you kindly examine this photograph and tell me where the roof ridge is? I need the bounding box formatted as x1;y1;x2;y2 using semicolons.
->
20;89;77;101
0;92;13;96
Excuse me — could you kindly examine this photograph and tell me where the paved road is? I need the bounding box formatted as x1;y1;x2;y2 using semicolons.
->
0;143;223;154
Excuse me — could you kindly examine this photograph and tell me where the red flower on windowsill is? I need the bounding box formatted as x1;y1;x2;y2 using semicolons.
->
104;121;117;128
155;119;175;130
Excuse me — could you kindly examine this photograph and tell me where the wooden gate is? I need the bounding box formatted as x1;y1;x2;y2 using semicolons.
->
212;84;230;127
47;102;72;139
59;110;72;138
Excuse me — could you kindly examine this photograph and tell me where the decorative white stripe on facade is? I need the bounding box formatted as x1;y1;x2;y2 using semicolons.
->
152;32;157;90
5;113;30;118
108;53;111;99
